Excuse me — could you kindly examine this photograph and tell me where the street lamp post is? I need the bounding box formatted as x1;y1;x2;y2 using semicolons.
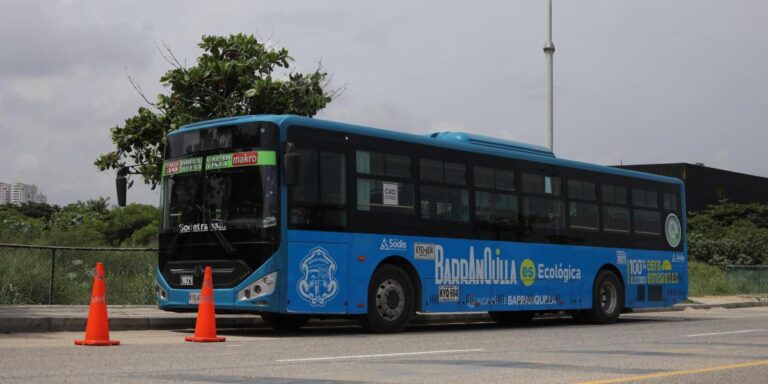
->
544;0;556;151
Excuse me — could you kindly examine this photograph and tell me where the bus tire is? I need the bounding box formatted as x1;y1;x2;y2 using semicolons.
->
586;269;623;324
489;311;535;326
361;264;414;333
261;313;309;332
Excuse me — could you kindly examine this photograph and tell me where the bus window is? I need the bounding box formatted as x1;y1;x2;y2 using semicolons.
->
357;179;415;213
521;172;564;231
289;149;347;229
421;185;469;222
522;196;564;230
355;150;415;214
663;193;678;211
476;191;517;225
602;184;628;205
603;206;630;233
495;169;516;191
474;166;494;188
420;159;466;186
357;151;411;178
420;158;469;221
633;188;659;209
634;209;661;234
632;188;661;235
568;179;598;231
522;173;561;196
601;184;630;233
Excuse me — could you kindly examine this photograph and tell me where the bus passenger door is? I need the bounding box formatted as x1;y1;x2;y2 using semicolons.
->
285;241;348;314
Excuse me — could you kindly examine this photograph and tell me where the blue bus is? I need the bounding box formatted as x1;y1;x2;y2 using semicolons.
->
124;115;687;333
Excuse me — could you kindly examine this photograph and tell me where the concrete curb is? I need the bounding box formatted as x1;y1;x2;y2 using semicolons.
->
1;301;766;333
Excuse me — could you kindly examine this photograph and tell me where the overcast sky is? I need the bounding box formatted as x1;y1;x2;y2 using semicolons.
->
1;0;766;205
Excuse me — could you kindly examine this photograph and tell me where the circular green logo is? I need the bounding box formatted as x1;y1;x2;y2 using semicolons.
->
520;259;536;287
665;213;682;248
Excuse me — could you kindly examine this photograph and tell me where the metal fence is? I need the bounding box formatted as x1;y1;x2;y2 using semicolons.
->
0;243;157;305
724;265;768;294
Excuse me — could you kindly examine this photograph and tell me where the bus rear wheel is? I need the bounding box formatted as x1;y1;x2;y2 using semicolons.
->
360;265;414;333
489;311;535;326
586;269;623;324
261;314;309;332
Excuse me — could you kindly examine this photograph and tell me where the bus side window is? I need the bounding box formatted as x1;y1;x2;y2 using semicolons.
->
474;166;518;240
289;149;347;229
632;188;661;235
663;193;678;211
419;159;469;222
355;150;415;214
567;179;598;231
521;172;564;231
602;184;630;233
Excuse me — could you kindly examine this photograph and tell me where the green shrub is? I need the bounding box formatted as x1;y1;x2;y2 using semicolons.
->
688;261;732;296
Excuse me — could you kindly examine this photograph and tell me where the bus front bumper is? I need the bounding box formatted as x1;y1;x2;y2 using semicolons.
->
155;267;281;313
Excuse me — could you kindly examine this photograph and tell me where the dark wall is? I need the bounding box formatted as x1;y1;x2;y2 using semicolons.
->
615;163;768;212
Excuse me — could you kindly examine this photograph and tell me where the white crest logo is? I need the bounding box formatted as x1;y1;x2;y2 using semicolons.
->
297;247;339;307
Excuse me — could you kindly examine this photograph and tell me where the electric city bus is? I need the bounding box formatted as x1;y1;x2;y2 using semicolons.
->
118;115;687;333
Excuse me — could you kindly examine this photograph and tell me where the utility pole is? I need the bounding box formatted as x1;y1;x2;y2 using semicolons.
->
544;0;555;151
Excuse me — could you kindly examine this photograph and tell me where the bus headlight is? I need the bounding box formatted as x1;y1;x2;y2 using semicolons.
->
238;272;277;301
155;281;168;301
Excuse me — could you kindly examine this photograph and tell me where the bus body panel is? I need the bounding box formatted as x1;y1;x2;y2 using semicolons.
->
282;230;687;315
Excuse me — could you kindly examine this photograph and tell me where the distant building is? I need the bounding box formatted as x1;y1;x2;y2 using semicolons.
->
0;182;47;205
0;182;9;204
614;163;768;212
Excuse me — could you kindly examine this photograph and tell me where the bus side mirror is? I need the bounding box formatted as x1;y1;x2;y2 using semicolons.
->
284;142;300;186
116;167;129;207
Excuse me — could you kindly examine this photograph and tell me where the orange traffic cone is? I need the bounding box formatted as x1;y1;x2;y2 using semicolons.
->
185;266;226;342
75;262;120;346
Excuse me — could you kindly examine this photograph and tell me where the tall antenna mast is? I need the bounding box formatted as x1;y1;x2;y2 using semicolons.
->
544;0;555;151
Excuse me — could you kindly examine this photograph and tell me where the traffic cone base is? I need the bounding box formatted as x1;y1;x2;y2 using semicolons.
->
75;262;120;347
184;335;225;343
75;339;120;346
185;266;226;343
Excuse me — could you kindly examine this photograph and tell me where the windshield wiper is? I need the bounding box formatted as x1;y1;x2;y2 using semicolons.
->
200;205;235;254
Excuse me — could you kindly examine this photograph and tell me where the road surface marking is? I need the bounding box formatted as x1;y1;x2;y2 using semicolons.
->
686;329;763;338
574;359;768;384
276;348;485;362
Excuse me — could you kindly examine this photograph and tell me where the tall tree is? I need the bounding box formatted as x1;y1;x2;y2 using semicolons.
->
96;33;336;187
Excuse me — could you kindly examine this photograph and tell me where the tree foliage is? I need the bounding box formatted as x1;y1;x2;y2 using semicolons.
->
688;201;768;266
95;33;336;187
0;200;159;247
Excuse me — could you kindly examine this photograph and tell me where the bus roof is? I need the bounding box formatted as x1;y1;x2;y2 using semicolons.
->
175;115;683;186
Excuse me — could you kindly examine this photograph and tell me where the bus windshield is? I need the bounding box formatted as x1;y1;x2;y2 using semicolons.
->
161;152;278;235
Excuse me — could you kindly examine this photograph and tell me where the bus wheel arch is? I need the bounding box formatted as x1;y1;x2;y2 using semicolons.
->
584;265;625;324
360;257;418;333
375;256;423;313
598;264;625;297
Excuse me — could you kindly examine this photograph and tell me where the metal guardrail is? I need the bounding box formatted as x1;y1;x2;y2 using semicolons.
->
0;243;158;305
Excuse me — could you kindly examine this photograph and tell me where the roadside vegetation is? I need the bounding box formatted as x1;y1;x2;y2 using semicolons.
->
0;199;158;247
0;199;158;304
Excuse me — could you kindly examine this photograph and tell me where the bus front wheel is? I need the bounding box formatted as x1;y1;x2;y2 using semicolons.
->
361;264;414;333
586;269;623;324
261;313;309;332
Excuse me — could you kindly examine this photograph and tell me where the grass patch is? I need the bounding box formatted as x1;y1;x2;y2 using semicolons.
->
0;247;156;305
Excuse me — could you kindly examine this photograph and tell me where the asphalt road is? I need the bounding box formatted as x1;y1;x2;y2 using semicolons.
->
1;307;767;384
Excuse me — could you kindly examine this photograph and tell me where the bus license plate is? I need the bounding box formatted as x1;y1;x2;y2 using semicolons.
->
188;292;201;304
